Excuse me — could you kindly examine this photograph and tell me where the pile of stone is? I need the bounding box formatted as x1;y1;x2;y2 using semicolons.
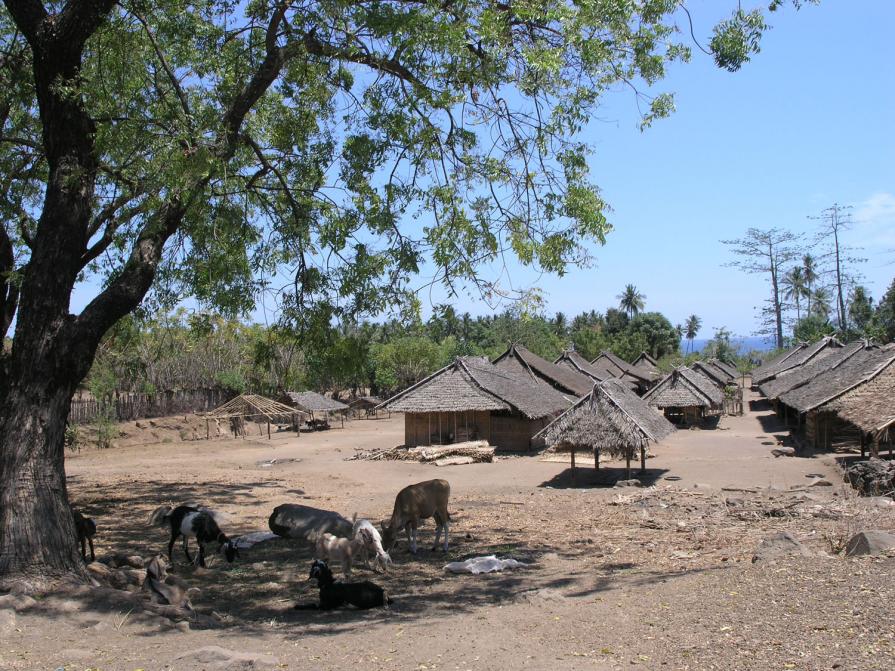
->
844;458;895;497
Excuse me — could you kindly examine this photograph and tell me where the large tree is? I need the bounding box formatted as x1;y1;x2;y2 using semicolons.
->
617;283;646;319
0;1;807;590
722;228;802;349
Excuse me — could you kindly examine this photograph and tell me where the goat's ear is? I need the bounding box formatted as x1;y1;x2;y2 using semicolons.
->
380;519;389;532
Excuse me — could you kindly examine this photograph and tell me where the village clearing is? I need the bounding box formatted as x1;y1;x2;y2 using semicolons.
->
2;389;893;671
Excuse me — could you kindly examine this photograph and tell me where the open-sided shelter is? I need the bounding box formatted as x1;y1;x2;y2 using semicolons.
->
379;356;572;451
203;394;307;439
538;379;675;479
643;367;723;426
348;395;384;418
493;343;594;397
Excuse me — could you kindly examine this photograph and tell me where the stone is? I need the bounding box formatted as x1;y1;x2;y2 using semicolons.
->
268;503;352;541
844;531;895;557
175;620;191;633
123;555;145;569
86;561;113;580
866;496;895;509
751;532;813;563
0;594;37;612
0;609;15;635
771;447;796;458
614;479;642;488
122;568;147;585
808;478;833;487
845;458;895;496
692;483;714;490
175;646;278;670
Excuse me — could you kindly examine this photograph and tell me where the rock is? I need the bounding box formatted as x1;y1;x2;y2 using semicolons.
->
845;458;895;496
175;646;277;670
844;531;895;557
175;620;191;633
0;609;15;635
808;478;833;487
866;496;895;509
86;561;113;580
724;497;746;508
692;483;714;490
122;568;147;585
751;532;813;563
614;479;642;488
123;555;145;568
0;594;36;612
268;504;352;541
771;447;796;457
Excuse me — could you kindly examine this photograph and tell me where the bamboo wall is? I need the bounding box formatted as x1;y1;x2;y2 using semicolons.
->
403;410;539;450
69;388;231;425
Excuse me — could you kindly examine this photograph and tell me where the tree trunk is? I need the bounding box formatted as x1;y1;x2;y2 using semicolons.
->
769;243;784;349
0;381;87;592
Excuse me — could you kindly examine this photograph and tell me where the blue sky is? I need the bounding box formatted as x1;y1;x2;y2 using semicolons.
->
411;0;895;339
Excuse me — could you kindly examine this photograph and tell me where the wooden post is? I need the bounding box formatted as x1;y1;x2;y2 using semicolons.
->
593;447;600;472
860;433;866;459
427;412;431;445
341;412;344;429
206;419;210;440
625;451;632;480
438;412;442;444
570;448;576;484
267;421;271;439
454;413;457;444
640;445;646;473
871;433;880;459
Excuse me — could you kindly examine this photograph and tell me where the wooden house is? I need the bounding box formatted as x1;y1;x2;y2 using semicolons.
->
642;367;723;426
380;356;572;451
825;353;895;457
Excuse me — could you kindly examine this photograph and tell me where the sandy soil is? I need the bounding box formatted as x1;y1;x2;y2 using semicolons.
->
2;390;894;671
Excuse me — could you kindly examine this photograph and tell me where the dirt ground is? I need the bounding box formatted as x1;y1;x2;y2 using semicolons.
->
3;389;894;671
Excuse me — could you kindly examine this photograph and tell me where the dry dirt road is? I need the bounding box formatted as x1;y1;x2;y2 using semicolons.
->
2;390;893;671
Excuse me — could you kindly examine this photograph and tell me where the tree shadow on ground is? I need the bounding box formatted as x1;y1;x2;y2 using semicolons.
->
537;467;669;490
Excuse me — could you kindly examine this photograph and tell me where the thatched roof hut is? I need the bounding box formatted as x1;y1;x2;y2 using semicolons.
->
537;379;675;479
203;394;306;439
380;357;572;451
590;351;653;390
709;358;739;379
750;342;808;384
631;351;660;379
493;343;593;397
348;395;383;417
752;337;843;385
826;356;895;446
692;360;734;389
643;367;723;426
553;349;609;382
777;345;895;414
759;341;863;401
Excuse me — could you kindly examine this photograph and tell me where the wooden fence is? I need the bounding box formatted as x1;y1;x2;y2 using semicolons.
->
69;389;231;424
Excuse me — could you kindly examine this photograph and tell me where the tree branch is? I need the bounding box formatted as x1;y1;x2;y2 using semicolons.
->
0;224;18;339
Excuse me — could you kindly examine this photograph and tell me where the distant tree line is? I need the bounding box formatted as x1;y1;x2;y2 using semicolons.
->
86;287;693;399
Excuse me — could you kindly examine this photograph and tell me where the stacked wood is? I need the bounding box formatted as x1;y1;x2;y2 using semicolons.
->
349;440;494;464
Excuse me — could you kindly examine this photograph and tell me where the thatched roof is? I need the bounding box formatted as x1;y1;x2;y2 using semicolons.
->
827;356;895;435
284;391;349;413
709;359;739;379
631;351;660;379
590;351;652;385
380;356;572;419
759;341;864;400
553;349;609;382
752;337;842;385
537;379;675;458
204;394;307;420
643;367;724;409
778;345;895;413
692;360;733;389
751;343;808;383
493;343;594;396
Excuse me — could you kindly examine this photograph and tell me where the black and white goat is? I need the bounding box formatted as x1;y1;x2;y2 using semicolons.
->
72;509;96;562
294;559;391;610
352;514;392;572
148;505;238;567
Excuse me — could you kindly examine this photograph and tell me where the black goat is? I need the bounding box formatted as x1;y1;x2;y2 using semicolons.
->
295;559;391;610
148;505;238;567
72;509;96;562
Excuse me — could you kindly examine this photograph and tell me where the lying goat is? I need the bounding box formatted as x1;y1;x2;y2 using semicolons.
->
315;532;362;577
352;514;392;572
72;509;96;562
142;555;195;610
294;559;391;610
381;479;451;554
148;505;238;567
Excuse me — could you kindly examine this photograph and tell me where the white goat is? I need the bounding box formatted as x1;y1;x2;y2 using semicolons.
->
352;514;392;572
315;532;363;577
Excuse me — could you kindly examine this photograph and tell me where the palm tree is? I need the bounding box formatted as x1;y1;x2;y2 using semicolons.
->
782;266;806;322
685;314;702;353
803;254;818;316
617;284;646;319
811;286;832;320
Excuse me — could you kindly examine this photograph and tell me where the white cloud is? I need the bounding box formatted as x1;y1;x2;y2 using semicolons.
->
854;192;895;248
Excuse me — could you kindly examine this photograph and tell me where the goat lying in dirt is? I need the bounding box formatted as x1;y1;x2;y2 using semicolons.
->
294;559;391;610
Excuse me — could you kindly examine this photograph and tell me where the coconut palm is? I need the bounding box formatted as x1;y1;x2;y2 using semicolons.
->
782;266;807;322
684;314;702;353
810;286;832;320
803;254;818;316
617;284;646;319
